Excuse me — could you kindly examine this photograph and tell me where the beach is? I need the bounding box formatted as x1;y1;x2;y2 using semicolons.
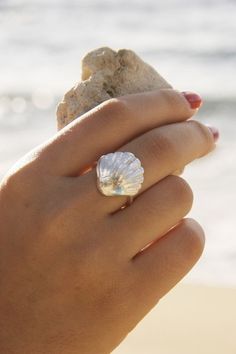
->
114;283;236;354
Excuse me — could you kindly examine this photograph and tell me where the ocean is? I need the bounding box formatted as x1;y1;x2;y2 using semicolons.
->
0;0;235;287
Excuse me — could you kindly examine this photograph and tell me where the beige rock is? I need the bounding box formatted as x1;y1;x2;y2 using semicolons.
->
56;47;183;174
56;47;172;130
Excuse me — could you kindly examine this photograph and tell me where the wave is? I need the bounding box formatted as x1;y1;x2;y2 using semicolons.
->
1;93;235;109
0;94;235;131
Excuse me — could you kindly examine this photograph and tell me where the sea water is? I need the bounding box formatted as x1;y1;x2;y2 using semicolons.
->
0;0;236;286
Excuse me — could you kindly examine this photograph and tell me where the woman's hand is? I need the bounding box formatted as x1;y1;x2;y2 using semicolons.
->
0;89;216;354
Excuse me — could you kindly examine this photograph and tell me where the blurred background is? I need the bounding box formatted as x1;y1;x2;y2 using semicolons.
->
0;0;235;288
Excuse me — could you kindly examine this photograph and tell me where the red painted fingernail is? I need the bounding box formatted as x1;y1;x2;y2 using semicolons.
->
206;125;220;142
182;91;202;109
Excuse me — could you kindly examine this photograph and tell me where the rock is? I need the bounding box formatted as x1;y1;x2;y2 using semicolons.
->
56;47;172;130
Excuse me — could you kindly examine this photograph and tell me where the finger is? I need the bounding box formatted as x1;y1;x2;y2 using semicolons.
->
130;218;205;317
119;120;215;198
108;175;193;259
173;166;185;176
83;119;214;213
44;89;201;175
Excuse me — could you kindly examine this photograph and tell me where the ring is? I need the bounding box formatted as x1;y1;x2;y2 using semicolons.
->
96;152;144;204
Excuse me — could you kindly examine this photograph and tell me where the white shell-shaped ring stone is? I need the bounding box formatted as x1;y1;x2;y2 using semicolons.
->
96;152;144;197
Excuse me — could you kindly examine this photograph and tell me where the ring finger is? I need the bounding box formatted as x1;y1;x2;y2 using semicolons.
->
107;174;194;259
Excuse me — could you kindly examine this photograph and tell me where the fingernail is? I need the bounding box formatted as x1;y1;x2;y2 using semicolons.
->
182;91;202;109
206;124;220;142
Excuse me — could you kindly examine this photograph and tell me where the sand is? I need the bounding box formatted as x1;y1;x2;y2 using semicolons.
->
113;283;236;354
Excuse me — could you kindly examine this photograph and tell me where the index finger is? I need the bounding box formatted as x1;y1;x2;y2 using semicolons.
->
46;89;202;176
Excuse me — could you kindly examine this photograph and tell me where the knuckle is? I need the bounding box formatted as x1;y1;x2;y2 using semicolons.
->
168;175;194;212
146;129;175;160
159;89;191;118
100;98;131;127
188;120;214;151
179;218;205;259
172;166;185;176
1;168;27;196
1;153;41;197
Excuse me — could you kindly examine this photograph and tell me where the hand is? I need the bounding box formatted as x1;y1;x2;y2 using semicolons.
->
0;89;216;354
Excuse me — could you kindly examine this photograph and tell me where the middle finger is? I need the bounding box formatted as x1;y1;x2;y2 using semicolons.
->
82;119;215;214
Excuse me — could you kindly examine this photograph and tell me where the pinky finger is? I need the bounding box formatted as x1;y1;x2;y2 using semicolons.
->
131;218;205;314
